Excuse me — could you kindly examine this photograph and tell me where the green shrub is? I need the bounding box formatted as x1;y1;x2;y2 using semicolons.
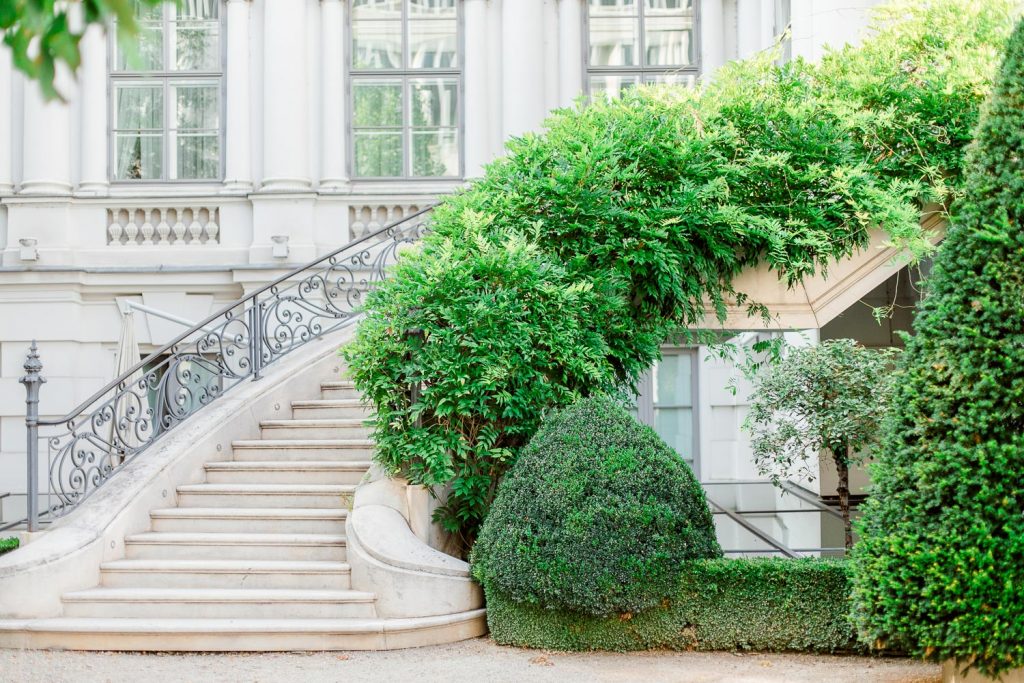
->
0;537;18;556
346;220;625;547
471;396;720;616
486;558;860;654
852;18;1024;677
346;1;1020;541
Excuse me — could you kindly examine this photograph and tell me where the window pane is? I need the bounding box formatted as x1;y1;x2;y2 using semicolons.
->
352;0;402;20
409;19;458;68
174;84;219;130
645;72;696;87
352;20;402;68
115;85;164;130
654;353;693;406
115;24;164;71
644;0;691;14
589;73;639;99
411;129;458;177
410;0;457;17
588;17;639;66
115;133;163;180
655;407;695;464
410;78;457;127
354;132;403;177
177;0;218;20
588;0;637;16
352;81;403;127
175;134;219;179
174;25;219;71
645;15;692;66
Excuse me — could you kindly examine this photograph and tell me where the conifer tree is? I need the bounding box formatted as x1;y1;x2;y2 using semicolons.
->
852;19;1024;676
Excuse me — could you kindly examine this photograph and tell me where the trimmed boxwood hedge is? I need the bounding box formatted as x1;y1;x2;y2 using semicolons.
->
472;396;721;617
0;537;18;556
485;558;860;653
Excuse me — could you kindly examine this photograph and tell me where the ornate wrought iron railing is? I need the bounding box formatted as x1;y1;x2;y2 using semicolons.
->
11;208;433;532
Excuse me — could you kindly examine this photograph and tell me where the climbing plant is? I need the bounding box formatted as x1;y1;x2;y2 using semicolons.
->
851;17;1024;677
345;0;1021;544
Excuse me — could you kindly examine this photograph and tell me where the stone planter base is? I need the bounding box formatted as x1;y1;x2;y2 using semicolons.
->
944;661;1024;683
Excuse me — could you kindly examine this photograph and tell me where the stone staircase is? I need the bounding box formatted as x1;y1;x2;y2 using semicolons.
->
0;377;486;650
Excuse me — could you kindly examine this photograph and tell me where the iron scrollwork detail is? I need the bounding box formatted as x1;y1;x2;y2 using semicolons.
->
37;209;432;518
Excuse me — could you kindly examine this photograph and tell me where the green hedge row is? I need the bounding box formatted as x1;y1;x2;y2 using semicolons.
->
485;558;861;654
0;537;19;556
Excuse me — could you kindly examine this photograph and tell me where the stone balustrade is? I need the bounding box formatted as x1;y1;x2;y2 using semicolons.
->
106;207;221;246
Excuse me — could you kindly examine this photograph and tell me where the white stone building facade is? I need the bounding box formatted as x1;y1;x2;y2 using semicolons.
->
0;0;888;552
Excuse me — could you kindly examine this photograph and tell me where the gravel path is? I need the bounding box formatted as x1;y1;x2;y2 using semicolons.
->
0;638;940;683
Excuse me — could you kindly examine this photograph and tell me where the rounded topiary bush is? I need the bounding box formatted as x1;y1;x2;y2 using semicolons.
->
471;395;721;617
852;18;1024;677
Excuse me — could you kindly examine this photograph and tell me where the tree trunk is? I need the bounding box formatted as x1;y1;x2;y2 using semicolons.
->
836;449;853;551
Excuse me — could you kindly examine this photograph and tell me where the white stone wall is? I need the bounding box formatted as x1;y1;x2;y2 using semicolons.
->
0;0;884;520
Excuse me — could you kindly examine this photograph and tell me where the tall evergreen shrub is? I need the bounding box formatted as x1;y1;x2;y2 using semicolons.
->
852;19;1024;676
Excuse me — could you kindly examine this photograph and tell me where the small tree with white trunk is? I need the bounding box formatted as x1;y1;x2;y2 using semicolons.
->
745;339;899;550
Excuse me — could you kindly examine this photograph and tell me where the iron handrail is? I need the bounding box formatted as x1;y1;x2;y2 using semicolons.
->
16;207;434;530
38;206;434;428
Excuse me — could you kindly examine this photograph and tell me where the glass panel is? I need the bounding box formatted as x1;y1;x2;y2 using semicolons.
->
655;407;694;463
644;0;690;14
115;24;164;71
175;134;219;179
645;72;697;87
588;17;639;66
352;20;403;69
654;353;693;406
174;84;219;130
352;81;403;127
589;73;639;99
177;0;219;20
588;0;638;16
645;16;692;66
411;129;458;177
115;133;162;180
410;78;457;127
115;85;164;130
410;0;457;17
354;131;403;177
174;25;219;71
352;0;403;20
409;19;458;68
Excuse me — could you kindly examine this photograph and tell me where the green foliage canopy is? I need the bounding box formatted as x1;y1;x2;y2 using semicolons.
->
346;0;1020;541
852;17;1024;677
471;396;721;616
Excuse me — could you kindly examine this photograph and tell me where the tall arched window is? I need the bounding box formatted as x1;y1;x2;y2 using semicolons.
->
586;0;698;99
349;0;461;179
110;0;223;181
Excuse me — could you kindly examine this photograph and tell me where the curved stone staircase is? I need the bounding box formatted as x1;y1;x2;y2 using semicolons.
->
0;374;486;650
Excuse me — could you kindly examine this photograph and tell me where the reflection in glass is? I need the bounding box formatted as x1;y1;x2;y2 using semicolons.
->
410;78;457;127
411;129;458;177
409;19;458;68
589;74;640;99
353;81;404;126
588;17;639;66
409;0;457;17
354;132;403;177
588;0;638;16
645;16;691;66
115;134;163;180
352;0;403;20
352;21;403;69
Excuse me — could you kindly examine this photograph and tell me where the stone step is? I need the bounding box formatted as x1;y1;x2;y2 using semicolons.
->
260;418;372;440
150;508;347;534
62;588;377;619
125;532;347;561
291;399;373;420
176;483;355;509
99;559;352;590
0;610;489;651
232;439;374;461
320;381;361;400
205;461;372;485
